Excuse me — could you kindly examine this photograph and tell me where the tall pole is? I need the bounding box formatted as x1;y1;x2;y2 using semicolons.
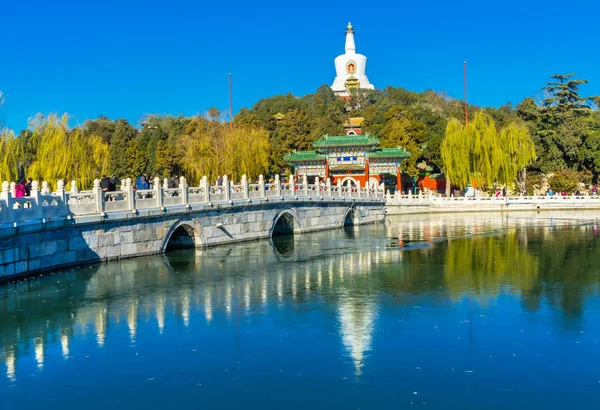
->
228;73;233;132
463;61;468;125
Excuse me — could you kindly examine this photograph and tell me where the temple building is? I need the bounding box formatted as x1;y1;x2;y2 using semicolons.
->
284;118;410;190
331;23;375;97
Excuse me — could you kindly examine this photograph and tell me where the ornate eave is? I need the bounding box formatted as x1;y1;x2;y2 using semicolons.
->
312;135;380;149
284;151;327;163
368;147;411;160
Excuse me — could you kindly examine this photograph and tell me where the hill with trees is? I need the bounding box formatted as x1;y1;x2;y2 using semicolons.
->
0;74;598;192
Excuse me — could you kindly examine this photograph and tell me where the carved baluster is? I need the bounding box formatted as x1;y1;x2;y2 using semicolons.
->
70;180;78;194
179;176;188;206
303;175;309;197
275;174;281;197
2;181;12;221
154;177;163;209
10;182;16;198
125;178;135;211
289;175;295;196
202;176;210;203
258;175;265;199
41;181;50;195
338;180;343;198
222;175;230;202
242;175;249;200
326;178;332;197
57;180;68;217
93;179;104;214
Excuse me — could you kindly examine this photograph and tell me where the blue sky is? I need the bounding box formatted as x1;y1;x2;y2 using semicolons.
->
1;0;599;130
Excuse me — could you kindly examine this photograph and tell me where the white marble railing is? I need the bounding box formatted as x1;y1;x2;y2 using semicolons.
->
0;175;385;224
386;191;600;207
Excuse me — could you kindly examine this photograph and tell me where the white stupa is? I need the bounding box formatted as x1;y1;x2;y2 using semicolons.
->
331;22;375;97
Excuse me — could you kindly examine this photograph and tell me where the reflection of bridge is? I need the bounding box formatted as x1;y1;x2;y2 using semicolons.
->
0;232;398;381
0;175;385;280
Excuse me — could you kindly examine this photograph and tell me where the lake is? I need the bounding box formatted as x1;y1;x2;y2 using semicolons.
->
1;211;600;409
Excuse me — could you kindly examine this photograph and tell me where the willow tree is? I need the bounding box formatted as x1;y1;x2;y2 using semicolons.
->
497;122;536;193
440;118;470;195
0;128;24;182
441;111;535;194
27;114;109;189
180;118;270;184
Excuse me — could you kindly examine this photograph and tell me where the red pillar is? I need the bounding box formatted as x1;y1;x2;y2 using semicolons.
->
365;159;369;185
325;161;329;181
396;165;402;193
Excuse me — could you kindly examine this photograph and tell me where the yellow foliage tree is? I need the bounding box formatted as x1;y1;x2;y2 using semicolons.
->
0;128;24;182
26;114;109;189
180;118;270;184
441;111;536;193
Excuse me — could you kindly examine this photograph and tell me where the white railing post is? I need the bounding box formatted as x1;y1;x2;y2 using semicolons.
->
303;175;309;197
163;178;169;190
222;176;230;201
338;180;343;198
356;180;361;198
56;179;68;216
242;175;249;199
10;182;16;198
366;181;371;198
1;181;13;221
289;175;295;195
202;176;210;203
258;175;265;198
70;180;78;194
41;181;50;195
386;189;392;202
314;176;320;197
180;176;188;205
154;177;163;208
30;181;43;219
125;178;135;211
275;174;281;197
93;179;104;214
327;178;332;197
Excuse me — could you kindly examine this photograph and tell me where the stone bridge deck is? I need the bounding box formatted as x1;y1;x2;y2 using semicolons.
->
0;175;385;281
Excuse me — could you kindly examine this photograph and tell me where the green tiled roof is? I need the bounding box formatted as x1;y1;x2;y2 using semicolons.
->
368;147;411;159
312;135;380;148
284;151;327;162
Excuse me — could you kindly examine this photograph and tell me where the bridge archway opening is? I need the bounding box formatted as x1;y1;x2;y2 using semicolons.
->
165;224;196;251
272;212;295;237
344;209;356;227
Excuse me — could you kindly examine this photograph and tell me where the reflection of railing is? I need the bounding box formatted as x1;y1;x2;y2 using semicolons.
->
0;175;385;224
387;191;600;208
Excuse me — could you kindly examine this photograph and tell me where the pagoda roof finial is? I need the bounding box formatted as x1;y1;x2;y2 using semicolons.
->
346;22;354;33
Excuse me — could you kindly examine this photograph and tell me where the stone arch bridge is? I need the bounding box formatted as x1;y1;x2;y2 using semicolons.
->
0;175;385;281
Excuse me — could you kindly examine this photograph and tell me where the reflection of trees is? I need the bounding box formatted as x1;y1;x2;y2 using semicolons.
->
2;217;600;381
444;231;539;299
522;226;600;325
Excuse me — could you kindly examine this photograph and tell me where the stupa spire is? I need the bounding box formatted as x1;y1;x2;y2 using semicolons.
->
345;22;356;54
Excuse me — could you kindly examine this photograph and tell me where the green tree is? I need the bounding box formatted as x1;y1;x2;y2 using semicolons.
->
380;107;427;178
108;119;138;177
441;111;535;193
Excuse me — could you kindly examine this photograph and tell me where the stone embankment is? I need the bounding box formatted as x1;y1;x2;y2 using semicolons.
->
0;175;385;281
386;192;600;215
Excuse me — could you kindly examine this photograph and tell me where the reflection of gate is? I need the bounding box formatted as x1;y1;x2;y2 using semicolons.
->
340;177;358;187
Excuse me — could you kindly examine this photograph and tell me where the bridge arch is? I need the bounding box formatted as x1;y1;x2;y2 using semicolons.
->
271;208;303;237
163;220;204;251
343;207;356;227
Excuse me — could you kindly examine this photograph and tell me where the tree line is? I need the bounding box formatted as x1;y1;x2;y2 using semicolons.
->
0;74;598;192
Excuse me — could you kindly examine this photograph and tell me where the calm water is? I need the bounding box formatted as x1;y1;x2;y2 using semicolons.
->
1;211;600;409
